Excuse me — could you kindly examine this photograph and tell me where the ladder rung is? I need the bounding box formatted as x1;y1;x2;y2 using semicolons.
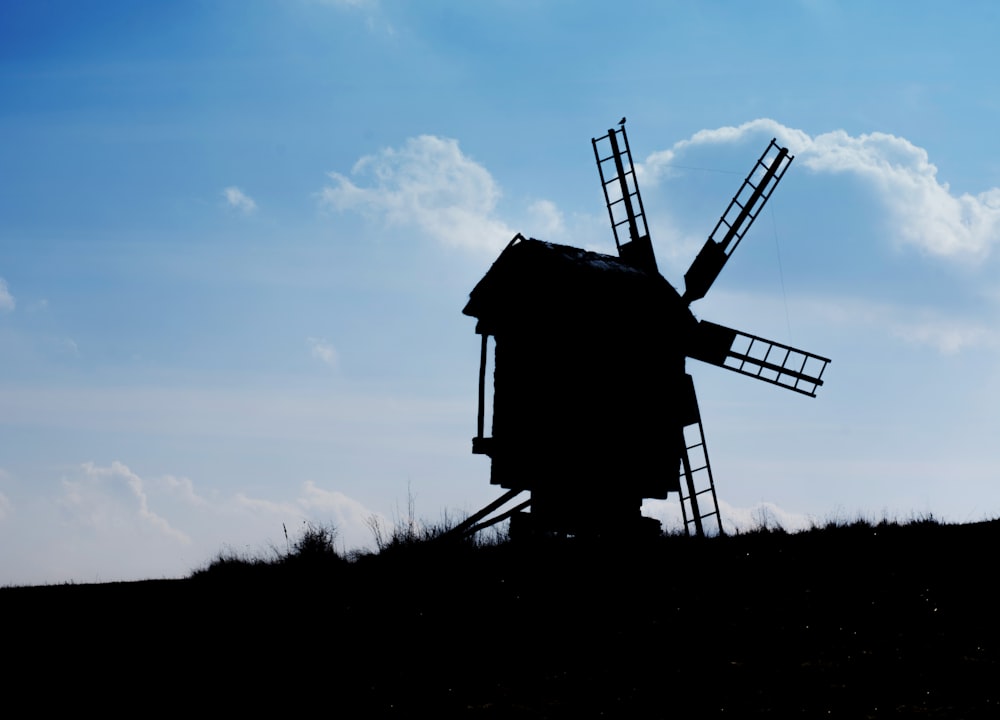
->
598;153;632;165
605;180;639;193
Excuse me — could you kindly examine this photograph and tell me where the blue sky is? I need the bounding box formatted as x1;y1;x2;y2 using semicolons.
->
3;0;1000;584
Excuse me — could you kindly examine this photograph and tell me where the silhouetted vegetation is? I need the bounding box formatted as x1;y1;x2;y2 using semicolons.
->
6;514;1000;717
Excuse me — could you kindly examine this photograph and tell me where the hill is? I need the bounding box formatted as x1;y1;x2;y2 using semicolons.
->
4;518;998;717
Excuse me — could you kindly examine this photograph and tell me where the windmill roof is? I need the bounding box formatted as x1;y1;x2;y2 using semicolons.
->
463;235;687;328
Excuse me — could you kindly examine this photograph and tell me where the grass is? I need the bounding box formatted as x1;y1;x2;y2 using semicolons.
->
189;507;964;597
190;520;346;581
192;507;957;581
7;511;1000;716
191;504;509;581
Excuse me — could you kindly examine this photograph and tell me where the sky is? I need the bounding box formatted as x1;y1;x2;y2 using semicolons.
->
3;0;1000;585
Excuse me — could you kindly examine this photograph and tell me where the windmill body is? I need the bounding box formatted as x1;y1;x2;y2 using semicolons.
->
463;121;830;539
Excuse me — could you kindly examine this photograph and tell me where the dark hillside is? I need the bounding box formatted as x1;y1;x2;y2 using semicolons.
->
4;519;999;717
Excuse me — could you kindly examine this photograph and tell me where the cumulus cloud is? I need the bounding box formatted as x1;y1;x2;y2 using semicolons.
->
642;118;1000;261
318;135;518;252
0;462;385;584
0;278;14;312
644;497;814;535
891;317;1000;355
234;483;384;539
299;481;379;532
74;461;191;543
810;293;1000;355
223;186;257;214
307;337;338;368
235;481;386;551
160;474;209;507
527;199;566;238
721;289;1000;358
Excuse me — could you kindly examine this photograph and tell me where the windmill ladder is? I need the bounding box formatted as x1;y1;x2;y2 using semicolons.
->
678;391;725;538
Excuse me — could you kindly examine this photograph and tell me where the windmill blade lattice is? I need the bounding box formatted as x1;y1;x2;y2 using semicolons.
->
683;139;793;304
690;320;831;397
592;124;658;273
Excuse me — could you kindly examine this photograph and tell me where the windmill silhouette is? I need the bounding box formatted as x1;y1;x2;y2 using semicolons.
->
457;122;830;540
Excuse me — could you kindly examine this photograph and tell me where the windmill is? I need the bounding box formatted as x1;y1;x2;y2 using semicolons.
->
456;119;830;540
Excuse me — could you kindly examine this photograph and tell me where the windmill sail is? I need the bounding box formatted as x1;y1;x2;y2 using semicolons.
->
677;373;724;537
592;124;658;274
689;320;830;397
682;139;793;304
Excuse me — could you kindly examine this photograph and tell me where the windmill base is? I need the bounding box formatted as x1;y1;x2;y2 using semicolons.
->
509;504;662;541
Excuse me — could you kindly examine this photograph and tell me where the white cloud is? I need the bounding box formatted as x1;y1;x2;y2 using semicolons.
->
75;461;191;543
318;135;517;252
234;492;299;517
719;500;816;533
644;497;815;536
891;317;999;355
300;481;380;532
709;288;1000;358
160;474;209;507
307;337;338;368
0;460;391;584
223;186;257;214
0;278;14;312
234;482;387;552
808;293;1000;356
527;199;565;238
642;119;1000;261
